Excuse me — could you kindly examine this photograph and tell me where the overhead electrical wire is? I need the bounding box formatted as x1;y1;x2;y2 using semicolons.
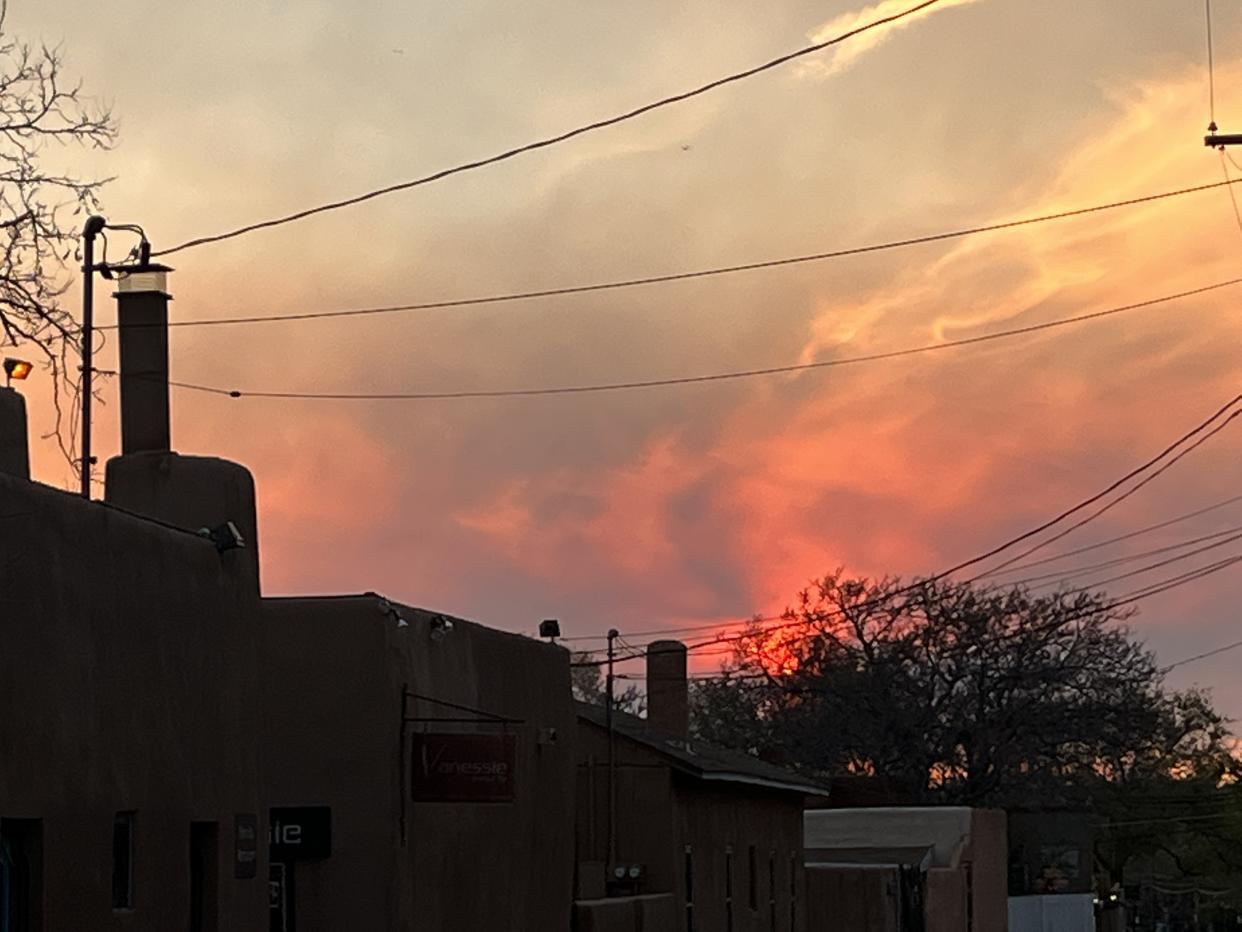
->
565;496;1242;647
104;279;1242;402
1165;637;1242;672
1025;534;1242;594
974;407;1242;577
1014;526;1242;588
152;0;951;257
569;392;1242;667
685;550;1242;661
978;493;1242;577
1207;0;1219;130
103;180;1242;331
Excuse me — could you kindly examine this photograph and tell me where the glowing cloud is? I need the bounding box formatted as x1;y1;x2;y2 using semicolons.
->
806;0;985;77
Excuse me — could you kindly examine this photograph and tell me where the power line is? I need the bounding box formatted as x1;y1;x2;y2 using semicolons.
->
108;279;1242;401
978;493;1242;578
670;393;1242;655
570;547;1242;668
1027;535;1242;594
573;392;1242;667
975;408;1242;578
1116;552;1242;603
1165;637;1242;672
691;549;1242;661
570;497;1242;649
1207;0;1219;130
109;180;1241;330
153;0;952;257
1016;526;1242;588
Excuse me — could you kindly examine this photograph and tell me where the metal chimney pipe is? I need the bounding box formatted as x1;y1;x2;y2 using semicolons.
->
115;266;172;454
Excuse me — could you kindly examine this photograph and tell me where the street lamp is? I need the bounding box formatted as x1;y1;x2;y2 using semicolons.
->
3;357;32;388
79;216;157;499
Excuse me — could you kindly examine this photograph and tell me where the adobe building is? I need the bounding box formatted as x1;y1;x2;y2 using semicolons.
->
574;640;828;932
260;594;576;931
2;263;578;930
803;807;1008;932
0;396;267;927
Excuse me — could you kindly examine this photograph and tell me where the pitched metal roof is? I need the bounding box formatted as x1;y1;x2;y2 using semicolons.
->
576;701;829;799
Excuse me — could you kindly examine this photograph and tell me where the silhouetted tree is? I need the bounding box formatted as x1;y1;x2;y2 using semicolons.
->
0;2;115;462
690;571;1236;807
570;651;645;716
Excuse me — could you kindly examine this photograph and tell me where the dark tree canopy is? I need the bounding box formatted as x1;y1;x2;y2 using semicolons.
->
570;651;644;716
691;572;1236;808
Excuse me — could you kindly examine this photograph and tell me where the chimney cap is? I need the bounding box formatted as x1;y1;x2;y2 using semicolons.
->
114;263;174;297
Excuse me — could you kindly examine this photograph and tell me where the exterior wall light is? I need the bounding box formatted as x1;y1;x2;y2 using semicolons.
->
3;358;32;387
429;615;454;641
198;521;245;553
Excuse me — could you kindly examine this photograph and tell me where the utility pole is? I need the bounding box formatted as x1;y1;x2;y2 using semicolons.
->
605;628;618;870
1204;129;1242;147
79;216;106;498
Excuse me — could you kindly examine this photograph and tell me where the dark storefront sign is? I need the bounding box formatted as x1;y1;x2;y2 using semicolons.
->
269;862;292;932
411;733;516;802
269;807;331;861
234;814;258;879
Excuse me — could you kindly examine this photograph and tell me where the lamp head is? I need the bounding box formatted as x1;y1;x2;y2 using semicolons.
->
538;618;561;640
3;357;32;380
198;521;245;553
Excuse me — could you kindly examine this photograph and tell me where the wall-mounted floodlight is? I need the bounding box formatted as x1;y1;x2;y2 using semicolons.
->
3;358;32;388
539;618;561;641
429;614;454;641
198;521;245;553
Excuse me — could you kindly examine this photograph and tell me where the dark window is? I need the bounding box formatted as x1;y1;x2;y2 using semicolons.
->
768;851;777;932
748;845;757;910
684;845;695;932
190;822;219;932
725;847;734;932
0;818;42;932
112;812;135;910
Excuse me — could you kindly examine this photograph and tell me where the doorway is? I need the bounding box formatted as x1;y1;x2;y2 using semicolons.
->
190;822;218;932
0;818;42;932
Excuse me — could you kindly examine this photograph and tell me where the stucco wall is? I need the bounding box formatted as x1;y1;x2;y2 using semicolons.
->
676;782;806;932
925;867;967;932
805;865;899;932
967;809;1008;932
261;595;576;932
0;472;265;930
575;721;678;893
575;721;807;932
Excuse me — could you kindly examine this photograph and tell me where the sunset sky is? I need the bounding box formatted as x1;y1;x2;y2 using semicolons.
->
13;0;1242;715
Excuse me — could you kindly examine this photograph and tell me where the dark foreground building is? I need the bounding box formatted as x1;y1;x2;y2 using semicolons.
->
574;641;827;932
261;594;575;931
0;270;578;931
0;388;267;929
1;270;834;931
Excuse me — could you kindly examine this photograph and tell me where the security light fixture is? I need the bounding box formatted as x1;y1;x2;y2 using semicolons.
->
198;521;245;553
538;618;561;640
429;614;454;641
3;357;32;387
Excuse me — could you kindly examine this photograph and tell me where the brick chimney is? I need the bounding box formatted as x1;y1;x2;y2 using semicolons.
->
0;386;29;480
646;640;688;737
115;265;173;454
